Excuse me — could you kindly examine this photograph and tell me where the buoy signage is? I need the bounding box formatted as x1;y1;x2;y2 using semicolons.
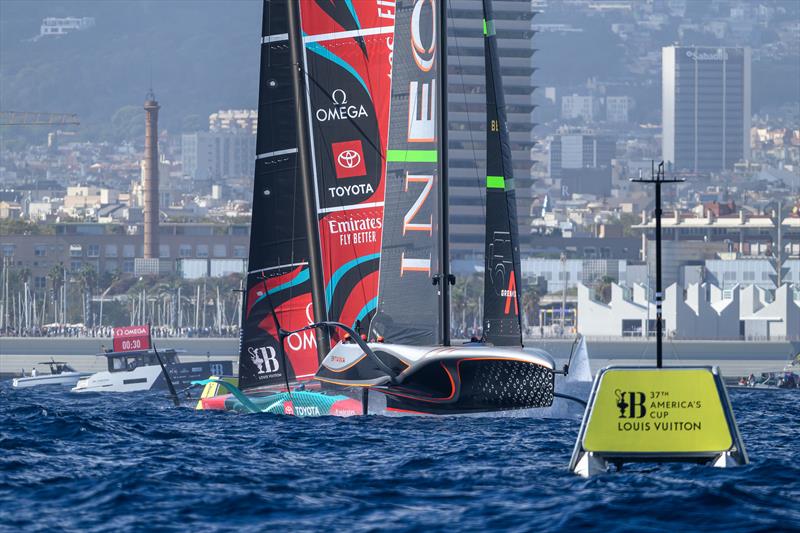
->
113;324;151;353
582;368;733;453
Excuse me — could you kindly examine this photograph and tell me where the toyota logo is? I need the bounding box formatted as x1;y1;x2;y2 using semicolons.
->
337;149;361;169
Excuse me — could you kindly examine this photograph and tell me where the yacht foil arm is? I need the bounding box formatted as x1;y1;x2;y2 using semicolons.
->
281;321;400;385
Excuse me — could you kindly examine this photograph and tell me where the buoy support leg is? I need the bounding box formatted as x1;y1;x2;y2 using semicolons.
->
573;452;608;478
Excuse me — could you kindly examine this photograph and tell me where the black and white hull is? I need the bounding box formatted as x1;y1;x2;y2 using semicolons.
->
316;343;555;415
71;349;233;394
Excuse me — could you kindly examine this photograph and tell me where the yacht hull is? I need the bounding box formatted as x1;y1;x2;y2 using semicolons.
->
12;372;92;389
317;343;556;415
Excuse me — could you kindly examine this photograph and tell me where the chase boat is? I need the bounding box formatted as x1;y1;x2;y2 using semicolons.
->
72;349;233;393
12;360;92;389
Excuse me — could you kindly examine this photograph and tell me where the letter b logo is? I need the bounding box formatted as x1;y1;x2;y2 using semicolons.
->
616;390;646;418
261;347;280;373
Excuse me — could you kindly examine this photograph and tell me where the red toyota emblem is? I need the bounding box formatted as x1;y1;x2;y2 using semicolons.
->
332;140;366;178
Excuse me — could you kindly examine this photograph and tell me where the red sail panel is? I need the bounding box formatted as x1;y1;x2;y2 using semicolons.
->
299;0;395;338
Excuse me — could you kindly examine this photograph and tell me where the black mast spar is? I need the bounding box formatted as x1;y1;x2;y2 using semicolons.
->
437;0;454;346
631;161;683;368
287;0;329;360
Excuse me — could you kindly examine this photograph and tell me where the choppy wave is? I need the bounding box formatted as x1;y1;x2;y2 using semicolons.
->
0;383;798;532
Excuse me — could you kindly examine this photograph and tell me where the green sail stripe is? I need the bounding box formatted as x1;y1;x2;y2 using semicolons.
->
386;149;438;163
483;19;496;36
486;175;505;189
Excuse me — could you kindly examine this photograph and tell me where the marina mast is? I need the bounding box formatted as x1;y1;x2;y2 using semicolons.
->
632;161;683;367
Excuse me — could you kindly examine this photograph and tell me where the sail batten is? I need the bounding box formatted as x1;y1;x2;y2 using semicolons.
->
481;0;524;347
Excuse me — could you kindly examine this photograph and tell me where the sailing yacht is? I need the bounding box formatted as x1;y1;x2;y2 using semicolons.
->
315;0;557;414
197;0;559;415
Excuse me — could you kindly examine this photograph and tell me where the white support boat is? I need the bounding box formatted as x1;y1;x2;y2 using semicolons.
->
72;349;233;393
12;360;92;389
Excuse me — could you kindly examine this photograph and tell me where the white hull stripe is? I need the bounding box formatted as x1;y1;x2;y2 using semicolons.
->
248;262;308;275
303;25;394;44
261;33;289;44
318;201;385;214
256;148;298;160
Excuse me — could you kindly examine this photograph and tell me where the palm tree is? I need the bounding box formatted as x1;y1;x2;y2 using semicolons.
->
521;281;541;332
76;264;98;327
47;263;66;324
595;275;617;303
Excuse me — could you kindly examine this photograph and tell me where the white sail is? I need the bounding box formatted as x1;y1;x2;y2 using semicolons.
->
566;336;593;383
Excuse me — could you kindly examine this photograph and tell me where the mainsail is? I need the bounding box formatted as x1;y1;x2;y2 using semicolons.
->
238;1;318;390
371;0;441;345
481;0;524;346
299;0;395;335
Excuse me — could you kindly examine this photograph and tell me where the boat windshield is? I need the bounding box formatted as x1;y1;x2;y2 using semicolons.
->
107;351;178;372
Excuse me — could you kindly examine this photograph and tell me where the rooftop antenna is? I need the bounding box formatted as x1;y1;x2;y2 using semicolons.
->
631;161;684;367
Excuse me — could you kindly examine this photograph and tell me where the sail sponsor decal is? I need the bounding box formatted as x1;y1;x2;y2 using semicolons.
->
299;0;395;334
332;139;367;180
481;0;523;346
239;266;319;390
371;0;439;345
316;89;369;122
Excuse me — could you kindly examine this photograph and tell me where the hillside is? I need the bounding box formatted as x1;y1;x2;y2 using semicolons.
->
0;0;260;142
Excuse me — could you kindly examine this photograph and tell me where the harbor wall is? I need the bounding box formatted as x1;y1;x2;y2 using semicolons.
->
1;337;796;379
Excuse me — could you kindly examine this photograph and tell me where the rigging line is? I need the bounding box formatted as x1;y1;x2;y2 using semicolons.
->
259;273;292;396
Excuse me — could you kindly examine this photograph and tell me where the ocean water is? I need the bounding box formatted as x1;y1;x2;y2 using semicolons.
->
1;383;798;532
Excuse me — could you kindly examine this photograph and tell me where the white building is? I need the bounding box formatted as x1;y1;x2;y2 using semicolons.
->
577;281;800;340
209;110;258;135
40;17;95;37
561;94;599;122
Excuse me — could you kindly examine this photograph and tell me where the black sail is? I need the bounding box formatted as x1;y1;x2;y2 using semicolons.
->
238;1;320;390
481;0;524;346
370;0;441;345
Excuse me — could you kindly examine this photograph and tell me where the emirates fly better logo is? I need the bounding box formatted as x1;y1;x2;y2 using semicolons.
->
332;140;366;179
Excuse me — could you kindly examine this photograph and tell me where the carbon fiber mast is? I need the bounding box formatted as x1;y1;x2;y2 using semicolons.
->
436;0;454;346
287;0;329;360
480;0;524;347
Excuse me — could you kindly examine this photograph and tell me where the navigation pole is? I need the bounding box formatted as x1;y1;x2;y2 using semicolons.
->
632;161;683;367
436;0;453;346
287;0;329;360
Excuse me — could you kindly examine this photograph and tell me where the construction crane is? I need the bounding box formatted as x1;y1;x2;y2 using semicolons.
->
0;111;80;126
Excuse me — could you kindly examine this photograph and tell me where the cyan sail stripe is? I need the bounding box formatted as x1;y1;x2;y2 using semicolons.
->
344;0;361;29
353;297;378;329
253;268;310;306
305;40;369;94
325;253;381;311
